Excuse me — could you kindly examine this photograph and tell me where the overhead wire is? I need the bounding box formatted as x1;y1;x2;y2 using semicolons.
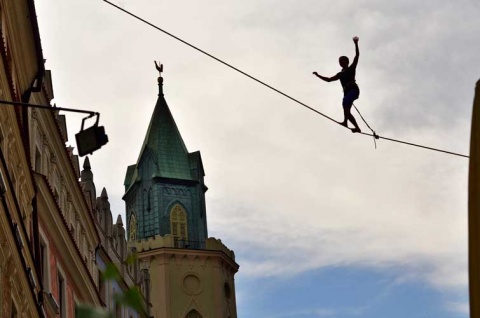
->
360;132;468;158
102;0;469;159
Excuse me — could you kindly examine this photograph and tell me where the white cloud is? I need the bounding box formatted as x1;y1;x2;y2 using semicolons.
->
269;308;335;318
447;301;470;315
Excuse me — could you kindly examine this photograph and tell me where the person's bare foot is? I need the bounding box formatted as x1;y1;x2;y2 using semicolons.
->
351;127;361;133
339;121;348;128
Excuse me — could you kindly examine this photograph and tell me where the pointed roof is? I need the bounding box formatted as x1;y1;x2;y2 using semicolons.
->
101;187;108;198
83;156;91;169
81;156;93;182
124;77;194;191
116;214;123;226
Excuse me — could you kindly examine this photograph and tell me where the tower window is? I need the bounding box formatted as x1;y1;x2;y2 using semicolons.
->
148;188;152;213
170;204;187;241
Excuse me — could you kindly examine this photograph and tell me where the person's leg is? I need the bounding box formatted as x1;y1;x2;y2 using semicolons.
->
348;112;361;133
341;95;350;127
340;108;348;127
344;89;361;133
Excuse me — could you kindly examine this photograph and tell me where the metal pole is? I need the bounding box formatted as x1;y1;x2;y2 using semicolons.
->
0;99;98;116
469;79;480;318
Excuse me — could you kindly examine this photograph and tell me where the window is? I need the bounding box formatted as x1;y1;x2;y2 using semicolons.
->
129;213;137;241
57;271;66;318
142;189;146;213
170;204;187;240
98;270;105;302
39;238;49;290
0;128;4;154
10;300;18;318
115;302;121;318
34;147;42;173
148;188;152;212
224;282;231;300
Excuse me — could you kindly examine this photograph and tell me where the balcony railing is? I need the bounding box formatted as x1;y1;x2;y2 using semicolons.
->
173;238;205;250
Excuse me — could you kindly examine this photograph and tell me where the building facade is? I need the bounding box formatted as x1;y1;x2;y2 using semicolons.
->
1;1;239;317
0;0;50;316
125;75;239;318
0;0;150;317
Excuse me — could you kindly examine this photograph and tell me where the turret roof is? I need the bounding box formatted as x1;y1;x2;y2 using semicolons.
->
124;77;194;192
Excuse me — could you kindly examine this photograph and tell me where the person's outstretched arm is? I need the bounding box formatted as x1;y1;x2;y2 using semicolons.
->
313;71;340;82
351;36;359;69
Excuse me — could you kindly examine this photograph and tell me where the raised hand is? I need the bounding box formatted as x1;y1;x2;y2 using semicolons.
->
353;36;359;43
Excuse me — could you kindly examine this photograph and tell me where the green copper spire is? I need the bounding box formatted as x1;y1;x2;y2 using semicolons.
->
123;68;208;241
124;74;193;190
140;76;192;180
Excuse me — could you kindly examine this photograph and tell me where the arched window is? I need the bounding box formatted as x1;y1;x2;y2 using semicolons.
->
170;204;187;240
148;188;152;213
143;189;147;213
186;309;202;318
129;213;137;241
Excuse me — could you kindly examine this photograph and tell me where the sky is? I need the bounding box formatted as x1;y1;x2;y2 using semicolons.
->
34;0;480;317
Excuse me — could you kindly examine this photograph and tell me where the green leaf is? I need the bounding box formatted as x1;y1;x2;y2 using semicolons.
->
75;304;112;318
126;252;138;265
102;263;121;282
114;287;144;312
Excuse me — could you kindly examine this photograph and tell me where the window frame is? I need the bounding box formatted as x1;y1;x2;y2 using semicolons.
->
170;203;188;241
57;266;67;318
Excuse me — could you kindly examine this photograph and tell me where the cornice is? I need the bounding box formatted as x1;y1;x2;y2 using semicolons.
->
34;173;102;304
136;247;239;273
31;108;100;242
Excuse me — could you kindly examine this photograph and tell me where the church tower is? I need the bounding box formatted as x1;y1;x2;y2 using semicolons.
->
123;72;207;245
125;65;239;318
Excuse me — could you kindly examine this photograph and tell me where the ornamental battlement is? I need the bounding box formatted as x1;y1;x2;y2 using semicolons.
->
128;235;235;261
129;234;174;250
206;237;236;260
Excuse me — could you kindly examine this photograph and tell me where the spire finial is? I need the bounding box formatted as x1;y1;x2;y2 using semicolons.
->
155;61;163;80
154;60;164;95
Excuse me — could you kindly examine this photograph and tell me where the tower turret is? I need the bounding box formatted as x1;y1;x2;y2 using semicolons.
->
125;67;238;318
96;187;113;237
80;156;96;211
113;215;127;259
